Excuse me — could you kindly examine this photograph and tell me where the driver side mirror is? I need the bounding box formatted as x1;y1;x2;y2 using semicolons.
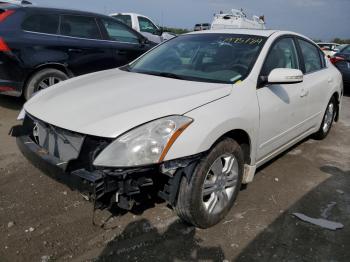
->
154;27;163;36
267;68;304;84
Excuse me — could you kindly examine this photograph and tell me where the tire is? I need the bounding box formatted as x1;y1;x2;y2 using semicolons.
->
313;97;337;140
24;68;68;100
174;138;244;228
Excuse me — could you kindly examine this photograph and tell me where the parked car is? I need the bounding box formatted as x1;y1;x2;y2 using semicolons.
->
12;29;343;228
194;23;211;31
0;3;155;100
110;12;175;43
317;42;341;57
331;44;350;89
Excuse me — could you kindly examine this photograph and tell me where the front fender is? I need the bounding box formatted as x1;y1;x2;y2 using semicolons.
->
164;85;260;165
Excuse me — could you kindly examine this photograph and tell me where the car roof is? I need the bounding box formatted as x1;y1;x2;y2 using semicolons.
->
187;29;277;37
317;42;339;45
11;5;110;18
187;29;314;40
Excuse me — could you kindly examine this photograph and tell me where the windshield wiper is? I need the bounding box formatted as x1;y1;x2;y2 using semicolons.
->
157;72;185;80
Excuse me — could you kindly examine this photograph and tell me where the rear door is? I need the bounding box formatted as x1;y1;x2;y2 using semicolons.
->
296;38;331;130
256;37;308;160
57;14;114;76
98;17;149;67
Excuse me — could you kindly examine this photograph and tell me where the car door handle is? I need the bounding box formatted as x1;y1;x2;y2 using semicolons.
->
68;48;83;53
328;78;333;83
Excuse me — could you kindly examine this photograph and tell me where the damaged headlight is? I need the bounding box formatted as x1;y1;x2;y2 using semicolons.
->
93;115;193;167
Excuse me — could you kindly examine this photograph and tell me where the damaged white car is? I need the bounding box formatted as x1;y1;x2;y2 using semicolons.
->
12;29;343;228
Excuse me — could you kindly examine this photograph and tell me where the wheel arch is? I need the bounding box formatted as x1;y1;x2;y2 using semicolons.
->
22;63;72;96
215;129;252;165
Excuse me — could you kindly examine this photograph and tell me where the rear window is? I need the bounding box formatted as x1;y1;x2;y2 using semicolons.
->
22;14;59;34
60;15;101;40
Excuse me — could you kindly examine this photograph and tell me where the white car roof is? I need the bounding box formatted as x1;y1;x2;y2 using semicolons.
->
110;12;144;17
188;29;314;41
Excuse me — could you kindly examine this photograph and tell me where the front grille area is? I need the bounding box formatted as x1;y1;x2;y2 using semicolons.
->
33;120;85;162
23;114;111;171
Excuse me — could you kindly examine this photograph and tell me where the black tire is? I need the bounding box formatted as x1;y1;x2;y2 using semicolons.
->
24;68;68;100
313;97;337;140
174;138;244;228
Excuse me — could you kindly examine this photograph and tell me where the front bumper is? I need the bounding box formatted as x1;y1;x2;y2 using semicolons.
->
13;120;202;209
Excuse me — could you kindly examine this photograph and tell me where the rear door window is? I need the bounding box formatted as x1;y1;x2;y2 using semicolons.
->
22;14;59;34
60;15;101;40
101;18;139;43
298;39;323;73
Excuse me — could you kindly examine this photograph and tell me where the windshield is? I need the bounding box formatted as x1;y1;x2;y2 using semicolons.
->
125;34;266;84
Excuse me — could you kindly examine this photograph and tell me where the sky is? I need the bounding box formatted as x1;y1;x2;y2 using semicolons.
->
32;0;350;41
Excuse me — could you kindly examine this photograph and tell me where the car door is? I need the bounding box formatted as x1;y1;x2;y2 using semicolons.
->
256;37;308;160
57;14;114;76
296;38;331;130
98;17;150;67
137;16;162;43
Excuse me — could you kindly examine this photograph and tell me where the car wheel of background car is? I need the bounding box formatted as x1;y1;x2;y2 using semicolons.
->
174;138;244;228
24;69;68;100
313;97;337;140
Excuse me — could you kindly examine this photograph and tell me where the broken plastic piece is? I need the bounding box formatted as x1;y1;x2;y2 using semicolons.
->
293;213;344;231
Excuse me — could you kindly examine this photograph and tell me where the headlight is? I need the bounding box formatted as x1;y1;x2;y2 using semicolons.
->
93;115;193;167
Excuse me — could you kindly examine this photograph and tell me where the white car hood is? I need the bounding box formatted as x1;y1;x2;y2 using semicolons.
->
24;69;232;138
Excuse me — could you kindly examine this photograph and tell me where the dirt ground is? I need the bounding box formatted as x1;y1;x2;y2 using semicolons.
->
0;93;349;262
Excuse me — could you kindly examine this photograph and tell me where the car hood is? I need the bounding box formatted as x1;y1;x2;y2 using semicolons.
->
24;69;232;138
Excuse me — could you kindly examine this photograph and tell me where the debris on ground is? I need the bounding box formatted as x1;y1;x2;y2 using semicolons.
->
25;227;35;233
41;255;51;262
321;202;337;219
336;189;344;195
274;177;279;182
7;221;15;228
292;213;344;231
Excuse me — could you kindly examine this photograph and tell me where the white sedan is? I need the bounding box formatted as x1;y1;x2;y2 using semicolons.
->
13;29;343;228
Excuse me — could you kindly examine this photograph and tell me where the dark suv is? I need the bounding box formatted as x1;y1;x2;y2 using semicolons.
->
0;3;155;99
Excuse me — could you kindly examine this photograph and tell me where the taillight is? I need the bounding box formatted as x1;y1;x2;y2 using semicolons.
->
0;10;15;22
330;56;345;65
0;37;10;52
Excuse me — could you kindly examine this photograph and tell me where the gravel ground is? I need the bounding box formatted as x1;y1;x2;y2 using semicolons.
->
0;94;349;262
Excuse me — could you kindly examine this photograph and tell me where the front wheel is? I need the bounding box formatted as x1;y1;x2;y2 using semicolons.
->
174;138;244;228
313;97;337;140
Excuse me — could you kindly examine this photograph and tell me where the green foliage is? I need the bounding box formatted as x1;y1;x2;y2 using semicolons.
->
161;26;190;35
332;38;350;44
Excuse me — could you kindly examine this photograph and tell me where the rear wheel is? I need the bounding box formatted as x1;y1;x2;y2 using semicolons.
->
174;138;244;228
313;97;337;140
24;68;68;100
